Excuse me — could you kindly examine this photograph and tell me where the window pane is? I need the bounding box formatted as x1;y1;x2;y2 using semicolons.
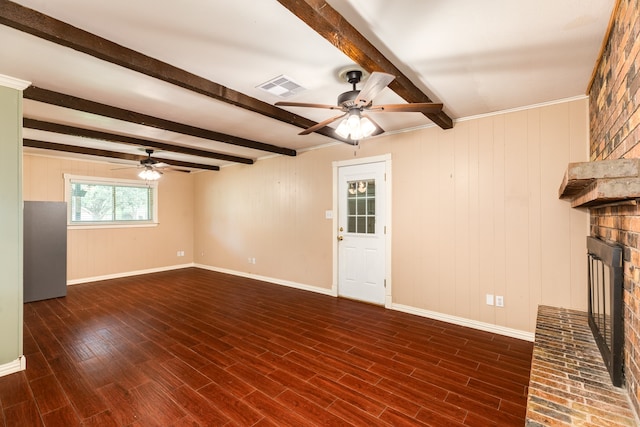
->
357;198;366;215
68;176;157;226
357;217;366;233
368;181;376;196
115;186;151;221
367;217;375;234
348;216;356;233
348;198;356;216
71;184;114;221
347;182;357;198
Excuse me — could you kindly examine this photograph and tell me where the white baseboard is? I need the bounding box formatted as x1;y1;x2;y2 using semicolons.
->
392;303;535;342
195;264;532;341
65;263;533;342
0;356;26;378
67;263;196;286
194;264;337;297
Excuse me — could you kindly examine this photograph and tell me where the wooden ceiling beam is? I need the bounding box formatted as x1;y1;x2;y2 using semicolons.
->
0;0;342;143
23;139;220;171
23;118;254;165
276;0;453;130
24;86;297;157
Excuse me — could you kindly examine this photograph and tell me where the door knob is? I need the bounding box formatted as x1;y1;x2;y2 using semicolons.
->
337;235;344;241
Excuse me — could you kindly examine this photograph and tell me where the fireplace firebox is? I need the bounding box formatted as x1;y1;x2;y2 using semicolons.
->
587;236;624;387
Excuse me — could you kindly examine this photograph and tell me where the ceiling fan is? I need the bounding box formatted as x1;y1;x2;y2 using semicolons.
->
138;149;164;180
112;149;185;180
275;69;443;144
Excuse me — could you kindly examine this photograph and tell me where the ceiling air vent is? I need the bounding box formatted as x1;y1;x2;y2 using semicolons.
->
257;75;305;98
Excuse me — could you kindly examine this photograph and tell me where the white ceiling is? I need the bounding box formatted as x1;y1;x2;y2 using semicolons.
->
0;0;615;170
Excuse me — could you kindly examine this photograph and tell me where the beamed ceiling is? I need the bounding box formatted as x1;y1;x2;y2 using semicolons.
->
0;0;615;172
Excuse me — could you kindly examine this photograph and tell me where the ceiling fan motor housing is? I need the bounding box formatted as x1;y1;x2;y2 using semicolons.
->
337;90;361;108
141;149;158;166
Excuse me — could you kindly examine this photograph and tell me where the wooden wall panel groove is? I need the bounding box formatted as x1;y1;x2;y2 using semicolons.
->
23;99;589;334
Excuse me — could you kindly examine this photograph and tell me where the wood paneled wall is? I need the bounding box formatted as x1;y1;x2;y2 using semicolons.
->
194;98;589;333
22;155;195;281
22;99;589;334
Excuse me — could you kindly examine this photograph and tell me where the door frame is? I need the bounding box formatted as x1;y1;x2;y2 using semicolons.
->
331;154;392;308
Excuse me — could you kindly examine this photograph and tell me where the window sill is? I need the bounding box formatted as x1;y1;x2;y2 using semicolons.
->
68;223;158;230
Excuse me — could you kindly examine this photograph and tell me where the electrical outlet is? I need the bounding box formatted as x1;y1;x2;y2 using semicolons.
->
496;296;504;307
486;294;494;306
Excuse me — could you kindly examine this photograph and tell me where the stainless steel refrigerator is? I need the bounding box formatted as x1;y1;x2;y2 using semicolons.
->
24;201;67;302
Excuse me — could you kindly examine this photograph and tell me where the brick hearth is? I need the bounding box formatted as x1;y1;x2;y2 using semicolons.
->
525;305;638;426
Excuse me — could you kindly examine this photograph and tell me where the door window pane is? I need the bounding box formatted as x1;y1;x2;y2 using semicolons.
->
367;199;375;215
347;179;375;234
348;216;356;232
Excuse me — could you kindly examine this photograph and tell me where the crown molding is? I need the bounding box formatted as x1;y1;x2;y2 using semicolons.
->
0;74;31;90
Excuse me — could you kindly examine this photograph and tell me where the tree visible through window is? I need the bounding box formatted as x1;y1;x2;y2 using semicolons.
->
65;175;157;226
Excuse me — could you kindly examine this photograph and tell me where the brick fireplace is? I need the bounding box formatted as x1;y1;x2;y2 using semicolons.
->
587;0;640;418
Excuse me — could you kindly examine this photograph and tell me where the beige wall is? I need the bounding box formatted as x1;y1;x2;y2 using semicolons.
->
194;98;590;333
21;99;589;334
23;154;195;282
194;150;337;288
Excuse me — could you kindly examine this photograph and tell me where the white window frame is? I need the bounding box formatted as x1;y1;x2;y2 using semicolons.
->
63;174;159;229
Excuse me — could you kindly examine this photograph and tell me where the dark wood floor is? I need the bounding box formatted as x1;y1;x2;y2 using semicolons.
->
0;268;533;426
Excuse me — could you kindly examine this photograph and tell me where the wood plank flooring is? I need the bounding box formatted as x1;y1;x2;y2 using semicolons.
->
0;268;533;426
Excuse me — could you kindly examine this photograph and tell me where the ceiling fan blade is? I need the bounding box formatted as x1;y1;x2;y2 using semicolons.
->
354;72;395;107
299;113;347;135
152;161;188;173
165;167;191;173
361;114;385;136
276;101;342;110
368;103;443;114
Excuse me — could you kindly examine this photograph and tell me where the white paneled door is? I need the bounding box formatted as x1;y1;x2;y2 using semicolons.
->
337;161;386;305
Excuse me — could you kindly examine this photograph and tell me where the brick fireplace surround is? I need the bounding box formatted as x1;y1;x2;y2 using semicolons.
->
526;0;640;424
588;0;640;420
521;0;640;423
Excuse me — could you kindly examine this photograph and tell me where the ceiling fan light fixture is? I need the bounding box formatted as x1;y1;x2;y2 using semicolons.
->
335;111;376;141
359;116;376;138
138;167;161;181
347;113;362;139
335;117;350;139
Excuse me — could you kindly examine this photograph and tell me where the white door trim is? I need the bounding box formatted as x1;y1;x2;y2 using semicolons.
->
332;154;392;308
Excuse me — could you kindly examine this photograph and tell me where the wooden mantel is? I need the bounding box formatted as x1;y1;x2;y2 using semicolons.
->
559;159;640;207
